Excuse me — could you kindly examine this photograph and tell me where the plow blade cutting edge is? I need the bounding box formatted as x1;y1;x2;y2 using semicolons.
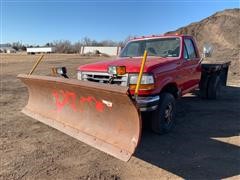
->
18;74;141;161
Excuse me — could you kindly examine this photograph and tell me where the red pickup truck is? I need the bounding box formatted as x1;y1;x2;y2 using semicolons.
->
76;34;230;134
18;34;231;160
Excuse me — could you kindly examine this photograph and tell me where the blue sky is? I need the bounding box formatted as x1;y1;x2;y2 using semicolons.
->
1;0;239;45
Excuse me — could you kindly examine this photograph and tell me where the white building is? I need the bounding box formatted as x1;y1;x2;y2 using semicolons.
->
27;47;55;54
0;45;16;53
80;46;121;56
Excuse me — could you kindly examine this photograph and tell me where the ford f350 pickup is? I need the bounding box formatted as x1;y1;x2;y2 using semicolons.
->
18;34;230;161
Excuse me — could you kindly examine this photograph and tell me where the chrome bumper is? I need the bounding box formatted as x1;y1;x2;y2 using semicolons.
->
134;95;160;112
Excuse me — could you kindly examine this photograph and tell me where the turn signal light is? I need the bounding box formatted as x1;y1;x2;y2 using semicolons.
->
129;84;155;91
116;66;126;75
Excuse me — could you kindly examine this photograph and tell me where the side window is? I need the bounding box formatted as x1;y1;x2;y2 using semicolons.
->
184;39;197;59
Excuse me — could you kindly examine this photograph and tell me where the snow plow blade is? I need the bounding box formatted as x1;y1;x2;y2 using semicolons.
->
18;74;141;161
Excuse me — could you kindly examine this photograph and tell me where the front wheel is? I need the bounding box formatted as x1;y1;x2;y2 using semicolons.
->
151;93;176;134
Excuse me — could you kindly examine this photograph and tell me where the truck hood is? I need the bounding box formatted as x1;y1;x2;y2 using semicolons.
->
78;57;177;73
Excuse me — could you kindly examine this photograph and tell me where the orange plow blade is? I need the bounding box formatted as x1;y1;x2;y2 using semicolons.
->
18;74;141;161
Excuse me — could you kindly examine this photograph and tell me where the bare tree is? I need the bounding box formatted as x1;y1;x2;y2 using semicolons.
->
8;36;127;54
118;35;134;47
53;40;73;53
45;42;54;47
80;37;119;47
81;37;92;46
11;41;26;51
100;40;118;46
73;41;82;53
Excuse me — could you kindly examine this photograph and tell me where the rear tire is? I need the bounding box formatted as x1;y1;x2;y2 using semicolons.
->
199;74;209;99
208;74;221;99
151;93;176;134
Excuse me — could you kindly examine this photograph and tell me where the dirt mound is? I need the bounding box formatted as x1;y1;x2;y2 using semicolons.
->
166;8;240;80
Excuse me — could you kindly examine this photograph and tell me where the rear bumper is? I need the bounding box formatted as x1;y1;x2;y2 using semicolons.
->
134;95;160;112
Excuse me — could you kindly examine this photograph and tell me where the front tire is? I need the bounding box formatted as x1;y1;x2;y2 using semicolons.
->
151;93;176;134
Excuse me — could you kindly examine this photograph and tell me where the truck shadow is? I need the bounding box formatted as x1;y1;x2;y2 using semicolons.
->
135;86;240;179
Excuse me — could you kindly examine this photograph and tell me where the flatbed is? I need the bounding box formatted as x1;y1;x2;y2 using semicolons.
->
200;60;231;98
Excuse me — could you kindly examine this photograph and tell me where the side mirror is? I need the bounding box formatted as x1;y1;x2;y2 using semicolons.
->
203;43;213;58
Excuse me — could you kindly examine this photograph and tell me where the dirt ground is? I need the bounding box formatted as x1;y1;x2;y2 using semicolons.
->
1;54;239;180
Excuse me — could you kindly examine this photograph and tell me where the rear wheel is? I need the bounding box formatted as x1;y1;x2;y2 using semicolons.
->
199;73;209;99
208;74;221;99
151;93;176;134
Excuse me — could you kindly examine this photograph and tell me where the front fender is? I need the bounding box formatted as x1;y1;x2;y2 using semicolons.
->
154;76;178;94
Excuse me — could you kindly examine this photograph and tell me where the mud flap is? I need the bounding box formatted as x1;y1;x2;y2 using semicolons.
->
18;74;141;161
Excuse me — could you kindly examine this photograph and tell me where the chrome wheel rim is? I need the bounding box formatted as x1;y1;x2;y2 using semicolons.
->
164;103;173;126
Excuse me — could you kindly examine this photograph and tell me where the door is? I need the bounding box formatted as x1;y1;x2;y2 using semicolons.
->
181;38;201;93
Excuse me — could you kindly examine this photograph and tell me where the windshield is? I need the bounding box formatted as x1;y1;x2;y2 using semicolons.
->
120;37;180;58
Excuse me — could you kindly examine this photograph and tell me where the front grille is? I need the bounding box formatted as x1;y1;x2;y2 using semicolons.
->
81;72;128;86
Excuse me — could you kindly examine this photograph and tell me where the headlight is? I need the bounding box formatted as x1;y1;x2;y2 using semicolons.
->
129;74;154;84
108;66;117;75
77;71;82;80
